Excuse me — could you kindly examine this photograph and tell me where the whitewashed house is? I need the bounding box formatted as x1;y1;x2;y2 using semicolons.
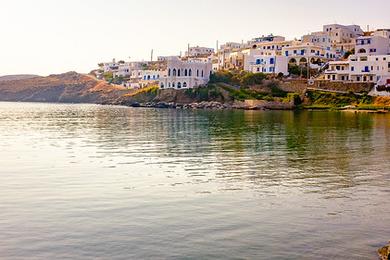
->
322;24;364;53
159;58;212;89
157;56;180;62
282;42;338;65
355;35;390;56
243;49;288;75
100;59;120;73
326;55;390;84
186;46;214;57
302;32;332;49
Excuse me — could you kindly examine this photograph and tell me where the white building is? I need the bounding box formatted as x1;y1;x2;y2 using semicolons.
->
323;24;364;53
302;32;332;49
373;29;390;40
323;24;364;44
114;62;144;77
100;59;120;73
243;49;288;75
325;55;390;84
157;56;180;62
283;42;338;65
248;35;286;45
139;70;165;87
355;35;390;56
186;46;214;57
159;58;212;89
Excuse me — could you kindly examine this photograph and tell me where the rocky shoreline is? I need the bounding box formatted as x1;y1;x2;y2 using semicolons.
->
121;100;296;111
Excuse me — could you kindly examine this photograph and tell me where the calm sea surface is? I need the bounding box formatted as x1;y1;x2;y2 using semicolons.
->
0;102;389;259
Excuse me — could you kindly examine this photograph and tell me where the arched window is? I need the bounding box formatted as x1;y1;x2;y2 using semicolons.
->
358;48;366;54
178;69;181;77
201;70;204;77
168;82;171;88
197;69;199;77
177;82;182;89
173;69;177;76
160;82;164;88
168;69;171;76
147;75;151;80
183;82;187;88
172;82;175;88
184;69;188;76
189;69;192;76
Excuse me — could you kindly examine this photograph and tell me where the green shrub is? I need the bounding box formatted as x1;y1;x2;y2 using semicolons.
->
210;71;266;86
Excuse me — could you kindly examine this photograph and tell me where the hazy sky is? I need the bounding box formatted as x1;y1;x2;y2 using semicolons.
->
1;0;389;76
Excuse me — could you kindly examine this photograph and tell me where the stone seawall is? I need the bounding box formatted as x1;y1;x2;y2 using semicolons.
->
277;80;374;94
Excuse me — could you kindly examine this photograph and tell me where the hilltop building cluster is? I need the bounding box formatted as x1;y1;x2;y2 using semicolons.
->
97;24;390;90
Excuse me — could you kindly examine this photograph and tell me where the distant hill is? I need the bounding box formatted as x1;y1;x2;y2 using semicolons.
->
0;72;128;104
0;74;40;82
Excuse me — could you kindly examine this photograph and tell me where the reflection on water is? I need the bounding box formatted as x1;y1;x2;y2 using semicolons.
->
0;102;389;259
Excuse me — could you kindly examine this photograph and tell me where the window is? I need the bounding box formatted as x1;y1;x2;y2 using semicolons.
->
351;66;354;71
173;69;177;76
197;70;199;77
178;69;181;77
201;70;204;77
184;69;188;76
183;82;187;88
256;59;261;65
189;69;192;76
270;58;274;65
